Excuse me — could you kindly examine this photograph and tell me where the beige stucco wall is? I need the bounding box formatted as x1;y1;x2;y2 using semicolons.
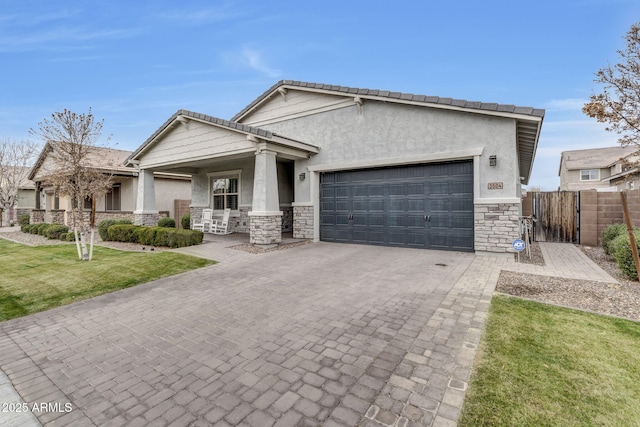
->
248;98;519;203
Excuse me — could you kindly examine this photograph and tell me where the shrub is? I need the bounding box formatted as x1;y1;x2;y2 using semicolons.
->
37;223;51;236
18;214;30;226
107;224;141;243
21;224;34;233
45;225;69;240
602;223;627;255
167;229;203;248
158;217;176;228
58;232;76;242
612;230;640;280
98;218;132;240
181;213;191;230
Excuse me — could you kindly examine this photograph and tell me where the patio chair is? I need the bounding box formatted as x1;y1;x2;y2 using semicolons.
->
193;208;213;232
211;208;232;235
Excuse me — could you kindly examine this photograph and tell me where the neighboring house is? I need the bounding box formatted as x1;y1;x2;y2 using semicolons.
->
559;146;639;191
126;80;545;254
0;166;36;225
28;142;191;226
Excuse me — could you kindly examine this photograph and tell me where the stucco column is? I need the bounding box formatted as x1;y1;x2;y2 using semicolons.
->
249;146;282;245
134;169;159;226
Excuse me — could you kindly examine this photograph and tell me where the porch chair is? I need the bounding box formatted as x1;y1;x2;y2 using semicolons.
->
192;208;213;232
211;208;232;235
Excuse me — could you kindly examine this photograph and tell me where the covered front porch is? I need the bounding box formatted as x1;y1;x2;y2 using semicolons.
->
127;110;319;246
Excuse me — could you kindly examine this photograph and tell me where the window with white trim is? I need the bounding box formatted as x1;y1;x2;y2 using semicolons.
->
212;177;239;211
580;169;600;181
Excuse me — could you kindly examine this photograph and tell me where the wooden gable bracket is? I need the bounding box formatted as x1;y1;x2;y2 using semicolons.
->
354;96;364;115
278;87;288;102
177;115;191;130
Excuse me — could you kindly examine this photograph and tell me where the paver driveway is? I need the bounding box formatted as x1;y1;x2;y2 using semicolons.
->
0;242;483;426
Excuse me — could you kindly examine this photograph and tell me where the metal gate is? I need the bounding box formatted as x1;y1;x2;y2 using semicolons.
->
531;191;580;243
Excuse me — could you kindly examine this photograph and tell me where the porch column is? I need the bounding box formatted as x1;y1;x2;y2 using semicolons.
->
249;145;282;246
190;172;209;229
134;169;159;226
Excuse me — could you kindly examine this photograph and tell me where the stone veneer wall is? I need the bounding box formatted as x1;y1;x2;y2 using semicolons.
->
134;212;160;226
474;203;520;253
250;215;282;245
49;210;65;224
30;209;45;224
281;206;293;232
293;205;314;239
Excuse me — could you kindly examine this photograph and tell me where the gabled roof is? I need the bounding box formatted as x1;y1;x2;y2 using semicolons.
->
126;109;318;164
0;165;35;189
29;141;134;181
231;80;545;184
559;146;638;172
232;80;546;122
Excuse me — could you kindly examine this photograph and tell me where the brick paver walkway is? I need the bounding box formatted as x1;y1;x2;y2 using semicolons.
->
1;243;482;426
0;240;618;426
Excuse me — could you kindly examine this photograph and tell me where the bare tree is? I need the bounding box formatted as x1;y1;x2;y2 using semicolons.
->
30;109;114;260
0;138;39;226
583;21;640;153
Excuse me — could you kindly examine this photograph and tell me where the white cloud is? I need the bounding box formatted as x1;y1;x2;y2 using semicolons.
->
545;98;588;112
241;47;282;78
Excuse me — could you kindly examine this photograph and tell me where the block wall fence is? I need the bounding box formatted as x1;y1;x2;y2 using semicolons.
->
523;189;640;246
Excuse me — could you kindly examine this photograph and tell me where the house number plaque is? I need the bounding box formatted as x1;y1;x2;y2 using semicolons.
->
488;182;503;190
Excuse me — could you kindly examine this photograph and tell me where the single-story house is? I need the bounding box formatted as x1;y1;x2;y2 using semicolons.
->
559;146;639;191
126;80;545;253
29;142;191;226
0;166;35;225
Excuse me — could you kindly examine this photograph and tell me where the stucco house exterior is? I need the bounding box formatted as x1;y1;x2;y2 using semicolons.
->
28;142;190;226
127;80;544;254
559;146;638;191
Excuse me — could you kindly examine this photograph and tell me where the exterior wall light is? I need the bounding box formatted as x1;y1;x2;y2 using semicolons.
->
489;155;497;167
299;173;306;180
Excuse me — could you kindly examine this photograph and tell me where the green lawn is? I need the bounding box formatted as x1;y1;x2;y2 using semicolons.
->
459;295;640;426
0;239;214;321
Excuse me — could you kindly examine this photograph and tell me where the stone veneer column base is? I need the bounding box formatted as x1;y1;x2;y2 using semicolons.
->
249;214;282;246
293;205;314;239
474;202;520;253
134;212;159;226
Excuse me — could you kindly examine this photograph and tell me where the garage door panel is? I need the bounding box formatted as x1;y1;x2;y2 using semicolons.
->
368;185;385;197
388;198;406;211
336;187;349;198
368;214;385;227
389;184;405;196
320;160;474;251
406;183;425;196
368;200;384;211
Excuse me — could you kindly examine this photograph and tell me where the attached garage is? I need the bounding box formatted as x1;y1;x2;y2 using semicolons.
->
319;160;474;251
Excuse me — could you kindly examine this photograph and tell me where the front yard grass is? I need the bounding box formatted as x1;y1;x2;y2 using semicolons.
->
459;294;640;426
0;239;214;321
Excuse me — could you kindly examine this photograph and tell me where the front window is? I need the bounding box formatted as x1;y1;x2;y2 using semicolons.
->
212;177;239;211
105;184;121;211
580;169;600;181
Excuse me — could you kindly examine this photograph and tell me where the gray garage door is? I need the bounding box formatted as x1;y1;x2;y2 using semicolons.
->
320;161;474;251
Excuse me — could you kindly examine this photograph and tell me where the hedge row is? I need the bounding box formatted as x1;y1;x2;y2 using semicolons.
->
20;220;203;249
601;223;640;280
21;223;70;240
106;224;203;248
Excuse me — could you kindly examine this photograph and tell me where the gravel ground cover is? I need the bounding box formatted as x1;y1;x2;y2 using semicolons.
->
0;228;169;251
497;243;640;321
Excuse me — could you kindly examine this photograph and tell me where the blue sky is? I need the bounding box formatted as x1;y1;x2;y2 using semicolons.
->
1;0;639;189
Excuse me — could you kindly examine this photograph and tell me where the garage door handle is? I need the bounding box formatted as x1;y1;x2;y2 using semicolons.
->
425;215;431;222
